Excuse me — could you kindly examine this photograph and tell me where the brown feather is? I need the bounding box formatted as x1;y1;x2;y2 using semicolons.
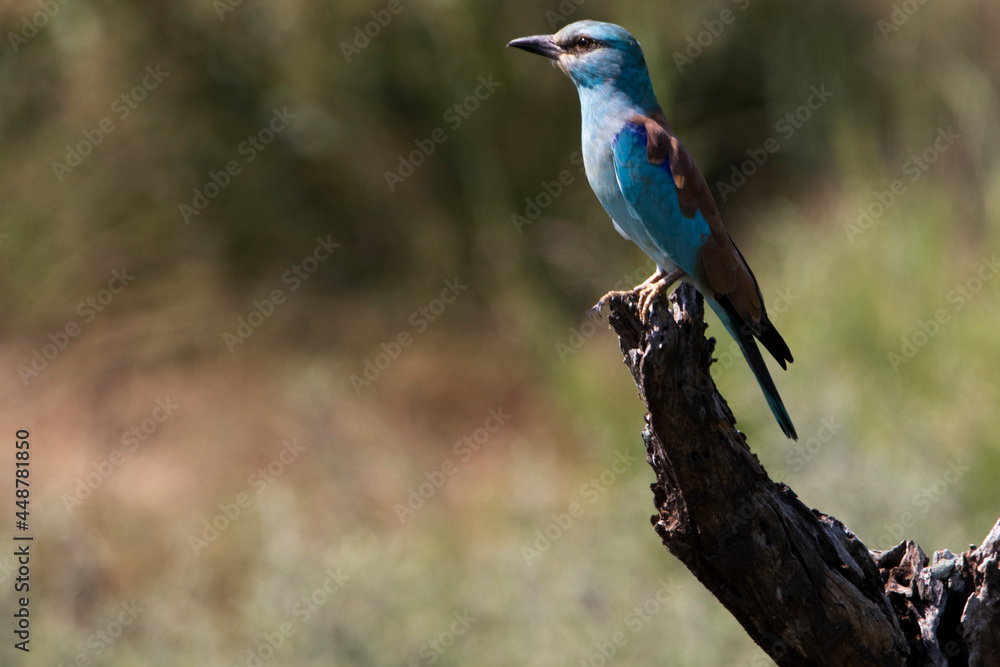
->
630;112;763;324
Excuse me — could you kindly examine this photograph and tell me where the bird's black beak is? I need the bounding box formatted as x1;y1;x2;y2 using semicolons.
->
507;35;562;60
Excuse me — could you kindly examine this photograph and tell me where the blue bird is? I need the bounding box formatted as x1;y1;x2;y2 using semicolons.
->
508;20;797;439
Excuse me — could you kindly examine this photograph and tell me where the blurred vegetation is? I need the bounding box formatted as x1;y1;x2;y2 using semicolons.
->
1;0;999;664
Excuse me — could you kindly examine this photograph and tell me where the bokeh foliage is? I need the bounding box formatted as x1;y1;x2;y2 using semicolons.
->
1;0;999;664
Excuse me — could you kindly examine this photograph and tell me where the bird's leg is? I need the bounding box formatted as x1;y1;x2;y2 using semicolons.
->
590;269;668;318
636;268;685;323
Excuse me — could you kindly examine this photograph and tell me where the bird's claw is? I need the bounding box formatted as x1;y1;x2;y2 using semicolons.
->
634;269;685;324
590;269;684;322
590;290;633;318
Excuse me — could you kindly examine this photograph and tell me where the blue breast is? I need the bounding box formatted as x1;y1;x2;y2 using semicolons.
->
607;122;712;280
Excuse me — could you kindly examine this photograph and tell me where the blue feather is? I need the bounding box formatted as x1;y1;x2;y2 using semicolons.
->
509;20;798;438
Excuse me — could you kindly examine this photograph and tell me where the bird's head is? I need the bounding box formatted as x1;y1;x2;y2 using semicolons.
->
507;21;652;94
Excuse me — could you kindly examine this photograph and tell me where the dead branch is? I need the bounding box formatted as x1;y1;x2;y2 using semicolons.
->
604;284;999;667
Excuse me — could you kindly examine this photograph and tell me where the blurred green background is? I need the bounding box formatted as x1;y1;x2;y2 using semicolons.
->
1;0;999;664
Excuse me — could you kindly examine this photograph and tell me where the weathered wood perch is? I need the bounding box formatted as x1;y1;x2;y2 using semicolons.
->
604;283;1000;667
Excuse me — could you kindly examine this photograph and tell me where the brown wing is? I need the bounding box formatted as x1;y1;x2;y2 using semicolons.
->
631;112;763;324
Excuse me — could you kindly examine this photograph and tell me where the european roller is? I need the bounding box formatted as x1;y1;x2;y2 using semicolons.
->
508;20;797;439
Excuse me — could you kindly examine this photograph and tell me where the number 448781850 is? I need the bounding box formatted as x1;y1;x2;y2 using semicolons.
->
15;430;29;530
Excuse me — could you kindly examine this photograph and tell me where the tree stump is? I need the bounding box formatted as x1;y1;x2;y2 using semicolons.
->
604;284;1000;667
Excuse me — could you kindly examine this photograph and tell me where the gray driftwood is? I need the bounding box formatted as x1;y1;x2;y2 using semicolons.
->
604;284;1000;667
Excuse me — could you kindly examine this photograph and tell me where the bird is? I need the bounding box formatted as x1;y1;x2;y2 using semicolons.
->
507;20;798;439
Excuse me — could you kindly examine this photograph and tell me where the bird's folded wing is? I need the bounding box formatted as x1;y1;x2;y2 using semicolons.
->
617;113;763;324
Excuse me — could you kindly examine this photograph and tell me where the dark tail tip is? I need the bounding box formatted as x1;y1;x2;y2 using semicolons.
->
713;298;798;439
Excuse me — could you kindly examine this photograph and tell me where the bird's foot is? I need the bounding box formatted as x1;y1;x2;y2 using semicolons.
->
590;289;636;319
635;269;684;324
591;269;668;317
590;269;683;320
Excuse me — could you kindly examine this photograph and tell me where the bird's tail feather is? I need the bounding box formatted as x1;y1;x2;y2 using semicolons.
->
708;299;798;440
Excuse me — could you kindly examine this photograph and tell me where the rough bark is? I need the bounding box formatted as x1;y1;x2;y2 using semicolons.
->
604;284;1000;667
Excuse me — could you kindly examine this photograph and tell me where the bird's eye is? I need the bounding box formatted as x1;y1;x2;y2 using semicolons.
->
576;36;594;49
